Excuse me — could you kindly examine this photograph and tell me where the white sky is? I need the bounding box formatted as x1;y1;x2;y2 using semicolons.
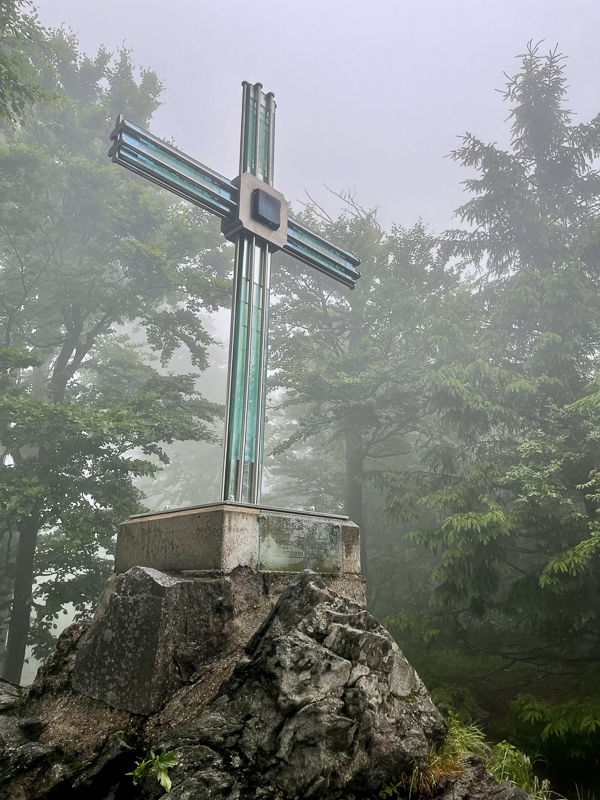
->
36;0;600;234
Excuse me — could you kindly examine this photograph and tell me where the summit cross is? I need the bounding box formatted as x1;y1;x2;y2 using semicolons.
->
109;82;361;505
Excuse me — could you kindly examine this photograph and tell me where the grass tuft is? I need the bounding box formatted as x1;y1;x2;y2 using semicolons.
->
380;714;490;798
380;714;560;800
488;741;552;800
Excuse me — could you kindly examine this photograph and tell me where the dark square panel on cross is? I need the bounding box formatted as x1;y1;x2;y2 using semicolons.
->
252;188;281;230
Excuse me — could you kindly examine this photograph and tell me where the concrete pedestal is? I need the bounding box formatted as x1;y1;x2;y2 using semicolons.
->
115;501;361;576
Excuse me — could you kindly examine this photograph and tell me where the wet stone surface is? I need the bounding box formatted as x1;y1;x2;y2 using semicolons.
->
0;680;20;713
142;570;446;800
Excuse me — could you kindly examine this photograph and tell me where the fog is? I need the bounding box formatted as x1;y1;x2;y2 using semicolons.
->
38;0;600;230
2;2;600;794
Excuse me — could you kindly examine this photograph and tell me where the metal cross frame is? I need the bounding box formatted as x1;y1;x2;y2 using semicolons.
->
109;82;361;504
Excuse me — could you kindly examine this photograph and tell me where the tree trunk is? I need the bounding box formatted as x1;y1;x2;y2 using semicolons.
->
0;529;17;670
344;428;367;583
2;518;38;684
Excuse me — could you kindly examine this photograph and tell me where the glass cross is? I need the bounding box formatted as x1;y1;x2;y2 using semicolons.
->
108;82;361;504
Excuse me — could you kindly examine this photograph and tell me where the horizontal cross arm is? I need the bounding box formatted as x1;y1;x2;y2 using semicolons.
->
108;117;237;219
284;218;361;289
108;117;361;289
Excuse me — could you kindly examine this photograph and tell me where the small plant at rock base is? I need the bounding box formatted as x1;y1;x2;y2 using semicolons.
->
126;750;180;794
380;714;490;798
380;715;560;800
488;741;551;800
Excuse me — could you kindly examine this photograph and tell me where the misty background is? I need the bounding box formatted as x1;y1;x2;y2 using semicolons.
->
38;0;600;232
2;1;600;794
35;0;600;505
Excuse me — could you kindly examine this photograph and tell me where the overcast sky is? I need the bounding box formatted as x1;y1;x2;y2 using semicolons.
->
37;0;600;233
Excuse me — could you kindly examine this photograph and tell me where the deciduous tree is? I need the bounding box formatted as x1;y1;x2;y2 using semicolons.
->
0;26;230;682
268;201;455;582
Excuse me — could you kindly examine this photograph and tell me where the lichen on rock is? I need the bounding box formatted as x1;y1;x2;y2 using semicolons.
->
145;570;446;799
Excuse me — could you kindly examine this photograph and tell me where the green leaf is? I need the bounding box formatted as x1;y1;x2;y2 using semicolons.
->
157;767;173;793
157;751;180;770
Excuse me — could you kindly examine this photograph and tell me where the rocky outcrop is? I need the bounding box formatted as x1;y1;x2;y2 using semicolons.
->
143;569;445;799
0;623;142;800
0;710;56;800
0;680;19;713
0;569;534;800
72;566;365;716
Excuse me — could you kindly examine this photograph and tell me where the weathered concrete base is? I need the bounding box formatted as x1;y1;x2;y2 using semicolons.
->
72;565;366;716
116;501;361;574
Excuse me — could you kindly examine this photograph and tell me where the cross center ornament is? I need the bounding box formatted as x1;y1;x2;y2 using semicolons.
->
109;82;361;505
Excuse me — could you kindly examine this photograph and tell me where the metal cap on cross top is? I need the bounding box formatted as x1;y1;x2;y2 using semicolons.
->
108;82;361;505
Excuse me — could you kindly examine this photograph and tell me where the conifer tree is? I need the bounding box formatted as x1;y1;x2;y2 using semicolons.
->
382;44;600;774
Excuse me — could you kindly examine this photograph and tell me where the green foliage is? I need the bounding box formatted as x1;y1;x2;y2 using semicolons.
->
513;694;600;757
0;1;48;124
379;714;486;799
488;742;551;800
257;41;600;798
267;202;456;580
373;44;600;782
379;715;555;800
267;47;600;790
0;25;230;671
127;750;179;794
443;713;491;759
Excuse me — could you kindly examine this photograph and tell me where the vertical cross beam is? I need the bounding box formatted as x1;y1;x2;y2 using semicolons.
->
108;83;360;508
222;83;275;504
